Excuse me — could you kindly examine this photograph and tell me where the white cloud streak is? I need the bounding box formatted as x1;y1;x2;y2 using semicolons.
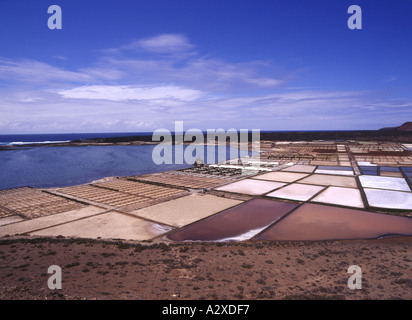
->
57;85;203;101
0;58;92;84
131;34;195;54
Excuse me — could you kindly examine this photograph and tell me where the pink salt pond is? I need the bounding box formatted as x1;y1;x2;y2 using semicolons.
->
166;198;298;242
256;203;412;241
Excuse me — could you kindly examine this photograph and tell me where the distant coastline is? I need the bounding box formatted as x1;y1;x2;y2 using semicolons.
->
1;128;412;151
86;129;412;144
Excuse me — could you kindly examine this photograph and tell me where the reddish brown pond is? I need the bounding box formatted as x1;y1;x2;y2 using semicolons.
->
256;203;412;241
167;198;298;241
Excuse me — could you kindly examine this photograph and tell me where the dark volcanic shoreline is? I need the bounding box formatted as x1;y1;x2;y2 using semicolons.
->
1;129;412;151
83;130;412;143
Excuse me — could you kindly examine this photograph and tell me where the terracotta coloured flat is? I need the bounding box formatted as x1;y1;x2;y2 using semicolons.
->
256;203;412;241
167;198;298;241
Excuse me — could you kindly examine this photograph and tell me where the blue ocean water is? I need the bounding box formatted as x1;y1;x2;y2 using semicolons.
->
0;132;151;146
0;144;247;190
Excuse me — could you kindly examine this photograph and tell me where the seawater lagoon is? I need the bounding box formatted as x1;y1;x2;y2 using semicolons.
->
0;144;245;190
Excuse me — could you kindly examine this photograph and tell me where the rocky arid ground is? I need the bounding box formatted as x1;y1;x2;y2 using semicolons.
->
0;236;411;300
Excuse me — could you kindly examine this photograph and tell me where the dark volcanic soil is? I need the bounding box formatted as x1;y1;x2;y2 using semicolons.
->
0;236;411;300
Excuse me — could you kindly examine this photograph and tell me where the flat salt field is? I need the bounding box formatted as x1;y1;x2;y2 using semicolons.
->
252;171;309;183
364;188;412;210
359;166;405;178
316;166;353;171
380;167;400;172
311;186;364;208
380;172;403;177
314;169;354;176
134;172;231;189
361;171;378;176
256;203;412;241
360;166;378;171
92;179;188;199
0;215;24;227
0;206;14;219
281;165;316;173
266;183;325;201
0;187;86;219
358;162;377;166
402;168;412;177
298;174;358;188
31;211;173;240
54;184;150;210
404;173;412;179
132;194;242;227
359;175;411;192
176;166;247;177
167;198;298;241
310;161;339;166
215;179;286;195
0;206;106;237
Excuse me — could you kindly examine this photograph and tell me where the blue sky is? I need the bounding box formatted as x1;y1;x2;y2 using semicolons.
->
0;0;411;133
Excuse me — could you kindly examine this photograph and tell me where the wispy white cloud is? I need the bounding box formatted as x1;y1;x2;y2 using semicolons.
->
0;34;285;91
383;75;397;83
102;34;197;60
0;58;92;84
52;55;67;61
129;34;195;54
79;66;126;81
92;34;285;91
57;85;203;101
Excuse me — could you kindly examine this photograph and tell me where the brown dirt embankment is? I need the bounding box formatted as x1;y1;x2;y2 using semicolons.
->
0;236;411;300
